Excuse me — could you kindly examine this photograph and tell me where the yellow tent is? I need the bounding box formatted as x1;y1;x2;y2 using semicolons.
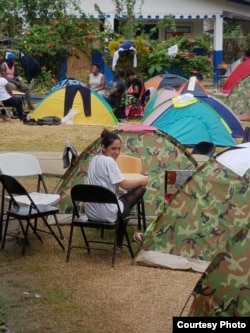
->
31;85;118;126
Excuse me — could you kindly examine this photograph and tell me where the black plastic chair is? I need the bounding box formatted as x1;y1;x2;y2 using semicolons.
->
66;184;134;267
191;141;216;157
0;174;65;255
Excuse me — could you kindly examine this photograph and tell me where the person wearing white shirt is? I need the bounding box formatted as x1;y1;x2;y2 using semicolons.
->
86;63;106;97
85;129;148;249
0;66;26;120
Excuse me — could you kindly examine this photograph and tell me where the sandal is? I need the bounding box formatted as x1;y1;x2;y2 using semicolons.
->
133;231;144;243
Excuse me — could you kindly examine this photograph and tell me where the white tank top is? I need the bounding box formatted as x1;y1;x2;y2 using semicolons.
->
88;73;104;91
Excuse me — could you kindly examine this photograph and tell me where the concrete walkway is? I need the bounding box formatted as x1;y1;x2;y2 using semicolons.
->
30;151;65;176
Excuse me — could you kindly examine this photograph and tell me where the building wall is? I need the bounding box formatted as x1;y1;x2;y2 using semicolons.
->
79;0;250;20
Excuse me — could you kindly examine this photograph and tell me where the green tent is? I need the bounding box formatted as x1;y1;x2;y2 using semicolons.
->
56;125;197;218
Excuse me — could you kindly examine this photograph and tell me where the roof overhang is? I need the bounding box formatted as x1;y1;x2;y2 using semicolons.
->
223;10;250;21
226;0;250;5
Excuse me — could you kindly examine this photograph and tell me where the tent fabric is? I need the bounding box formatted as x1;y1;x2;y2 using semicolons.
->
143;88;178;119
56;126;197;217
225;75;250;121
49;78;85;93
135;153;250;273
31;85;118;126
221;58;250;94
188;223;250;316
178;76;244;138
172;94;197;108
216;145;250;177
142;98;236;146
145;74;187;91
178;76;207;97
177;76;244;137
199;95;244;138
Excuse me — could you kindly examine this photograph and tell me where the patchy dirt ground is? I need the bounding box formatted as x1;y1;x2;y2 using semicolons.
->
0;224;200;333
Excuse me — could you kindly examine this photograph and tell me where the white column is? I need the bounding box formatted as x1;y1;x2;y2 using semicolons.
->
105;15;114;31
213;15;223;87
213;15;223;52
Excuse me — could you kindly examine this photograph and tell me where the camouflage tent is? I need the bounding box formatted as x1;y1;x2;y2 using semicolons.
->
56;125;197;217
188;223;250;316
135;149;250;272
225;75;250;121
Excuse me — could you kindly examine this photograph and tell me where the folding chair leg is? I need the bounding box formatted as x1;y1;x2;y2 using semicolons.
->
19;220;43;256
1;217;10;250
66;225;74;261
0;217;28;251
80;226;90;252
53;214;64;240
137;201;142;230
137;198;147;232
111;244;117;267
0;186;5;241
26;220;43;245
140;198;147;232
124;230;134;259
41;216;65;251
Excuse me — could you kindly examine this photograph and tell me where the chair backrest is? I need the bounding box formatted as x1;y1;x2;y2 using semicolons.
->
116;155;142;174
0;153;42;177
191;141;216;157
0;174;30;203
71;184;119;205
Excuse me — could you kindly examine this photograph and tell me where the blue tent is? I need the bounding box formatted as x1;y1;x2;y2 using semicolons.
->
49;78;85;94
199;95;244;138
142;97;237;146
178;77;244;138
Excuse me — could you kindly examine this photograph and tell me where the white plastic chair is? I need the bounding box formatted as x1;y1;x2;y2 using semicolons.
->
0;153;64;240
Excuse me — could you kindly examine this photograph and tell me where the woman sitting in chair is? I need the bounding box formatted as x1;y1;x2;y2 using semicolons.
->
85;129;148;250
0;64;26;120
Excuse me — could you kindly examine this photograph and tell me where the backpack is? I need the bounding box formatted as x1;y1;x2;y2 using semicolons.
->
37;116;61;126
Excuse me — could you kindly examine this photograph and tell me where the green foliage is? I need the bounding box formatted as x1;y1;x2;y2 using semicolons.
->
141;35;212;79
147;49;168;76
0;0;103;80
0;0;214;88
